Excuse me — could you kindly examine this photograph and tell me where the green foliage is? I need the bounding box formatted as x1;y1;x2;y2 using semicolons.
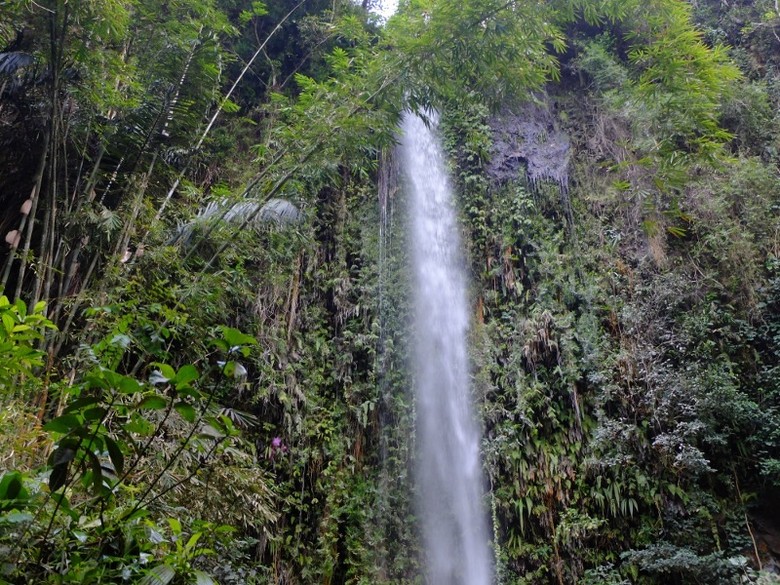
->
0;295;55;397
720;80;778;157
0;325;266;583
625;0;739;160
1;0;777;583
438;11;778;572
387;0;565;108
137;518;230;585
622;544;752;583
571;36;629;93
565;0;740;245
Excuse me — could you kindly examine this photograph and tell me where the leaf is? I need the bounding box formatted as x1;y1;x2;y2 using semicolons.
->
251;1;268;16
210;338;228;352
43;414;81;434
85;370;109;390
119;376;142;394
125;414;155;435
0;510;33;524
14;299;26;318
0;472;27;509
138;564;175;585
2;314;14;334
192;570;217;585
83;407;107;421
175;364;199;385
222;361;237;378
168;517;182;534
174;402;197;423
176;385;203;399
104;436;125;475
63;396;100;413
137;395;168;410
86;451;104;495
220;327;257;348
221;98;240;113
152;363;176;381
49;445;77;468
50;493;79;521
49;463;69;492
184;531;202;552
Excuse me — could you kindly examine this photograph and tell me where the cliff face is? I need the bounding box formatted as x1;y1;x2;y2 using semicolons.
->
486;100;571;192
431;8;780;579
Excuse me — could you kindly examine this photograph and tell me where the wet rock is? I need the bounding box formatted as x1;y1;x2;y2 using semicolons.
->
486;99;571;192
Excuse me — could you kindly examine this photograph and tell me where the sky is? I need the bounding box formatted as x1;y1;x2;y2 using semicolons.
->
375;0;398;20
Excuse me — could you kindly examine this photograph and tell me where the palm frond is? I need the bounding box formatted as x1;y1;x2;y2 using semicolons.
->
173;197;301;245
138;564;175;585
0;52;34;75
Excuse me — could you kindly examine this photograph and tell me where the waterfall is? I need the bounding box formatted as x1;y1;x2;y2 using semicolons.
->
401;111;493;585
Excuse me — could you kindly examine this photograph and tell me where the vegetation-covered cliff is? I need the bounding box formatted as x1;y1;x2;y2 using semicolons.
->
1;0;780;583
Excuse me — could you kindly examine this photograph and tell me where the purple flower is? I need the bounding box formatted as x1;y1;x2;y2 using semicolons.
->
268;436;287;461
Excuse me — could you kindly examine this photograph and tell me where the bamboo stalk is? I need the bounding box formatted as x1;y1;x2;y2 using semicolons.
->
51;251;99;358
7;131;50;298
154;0;310;222
118;153;157;260
287;253;303;343
0;104;51;290
41;167;58;305
33;113;60;305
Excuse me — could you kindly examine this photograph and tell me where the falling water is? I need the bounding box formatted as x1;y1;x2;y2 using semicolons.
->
401;111;493;585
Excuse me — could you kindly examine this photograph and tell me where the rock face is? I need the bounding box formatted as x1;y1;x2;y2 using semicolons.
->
751;500;780;575
486;100;571;192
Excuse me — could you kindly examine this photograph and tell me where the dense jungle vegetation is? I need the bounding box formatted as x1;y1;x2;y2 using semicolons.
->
2;0;780;582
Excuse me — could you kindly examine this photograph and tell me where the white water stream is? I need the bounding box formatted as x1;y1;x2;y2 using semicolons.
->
400;111;493;585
